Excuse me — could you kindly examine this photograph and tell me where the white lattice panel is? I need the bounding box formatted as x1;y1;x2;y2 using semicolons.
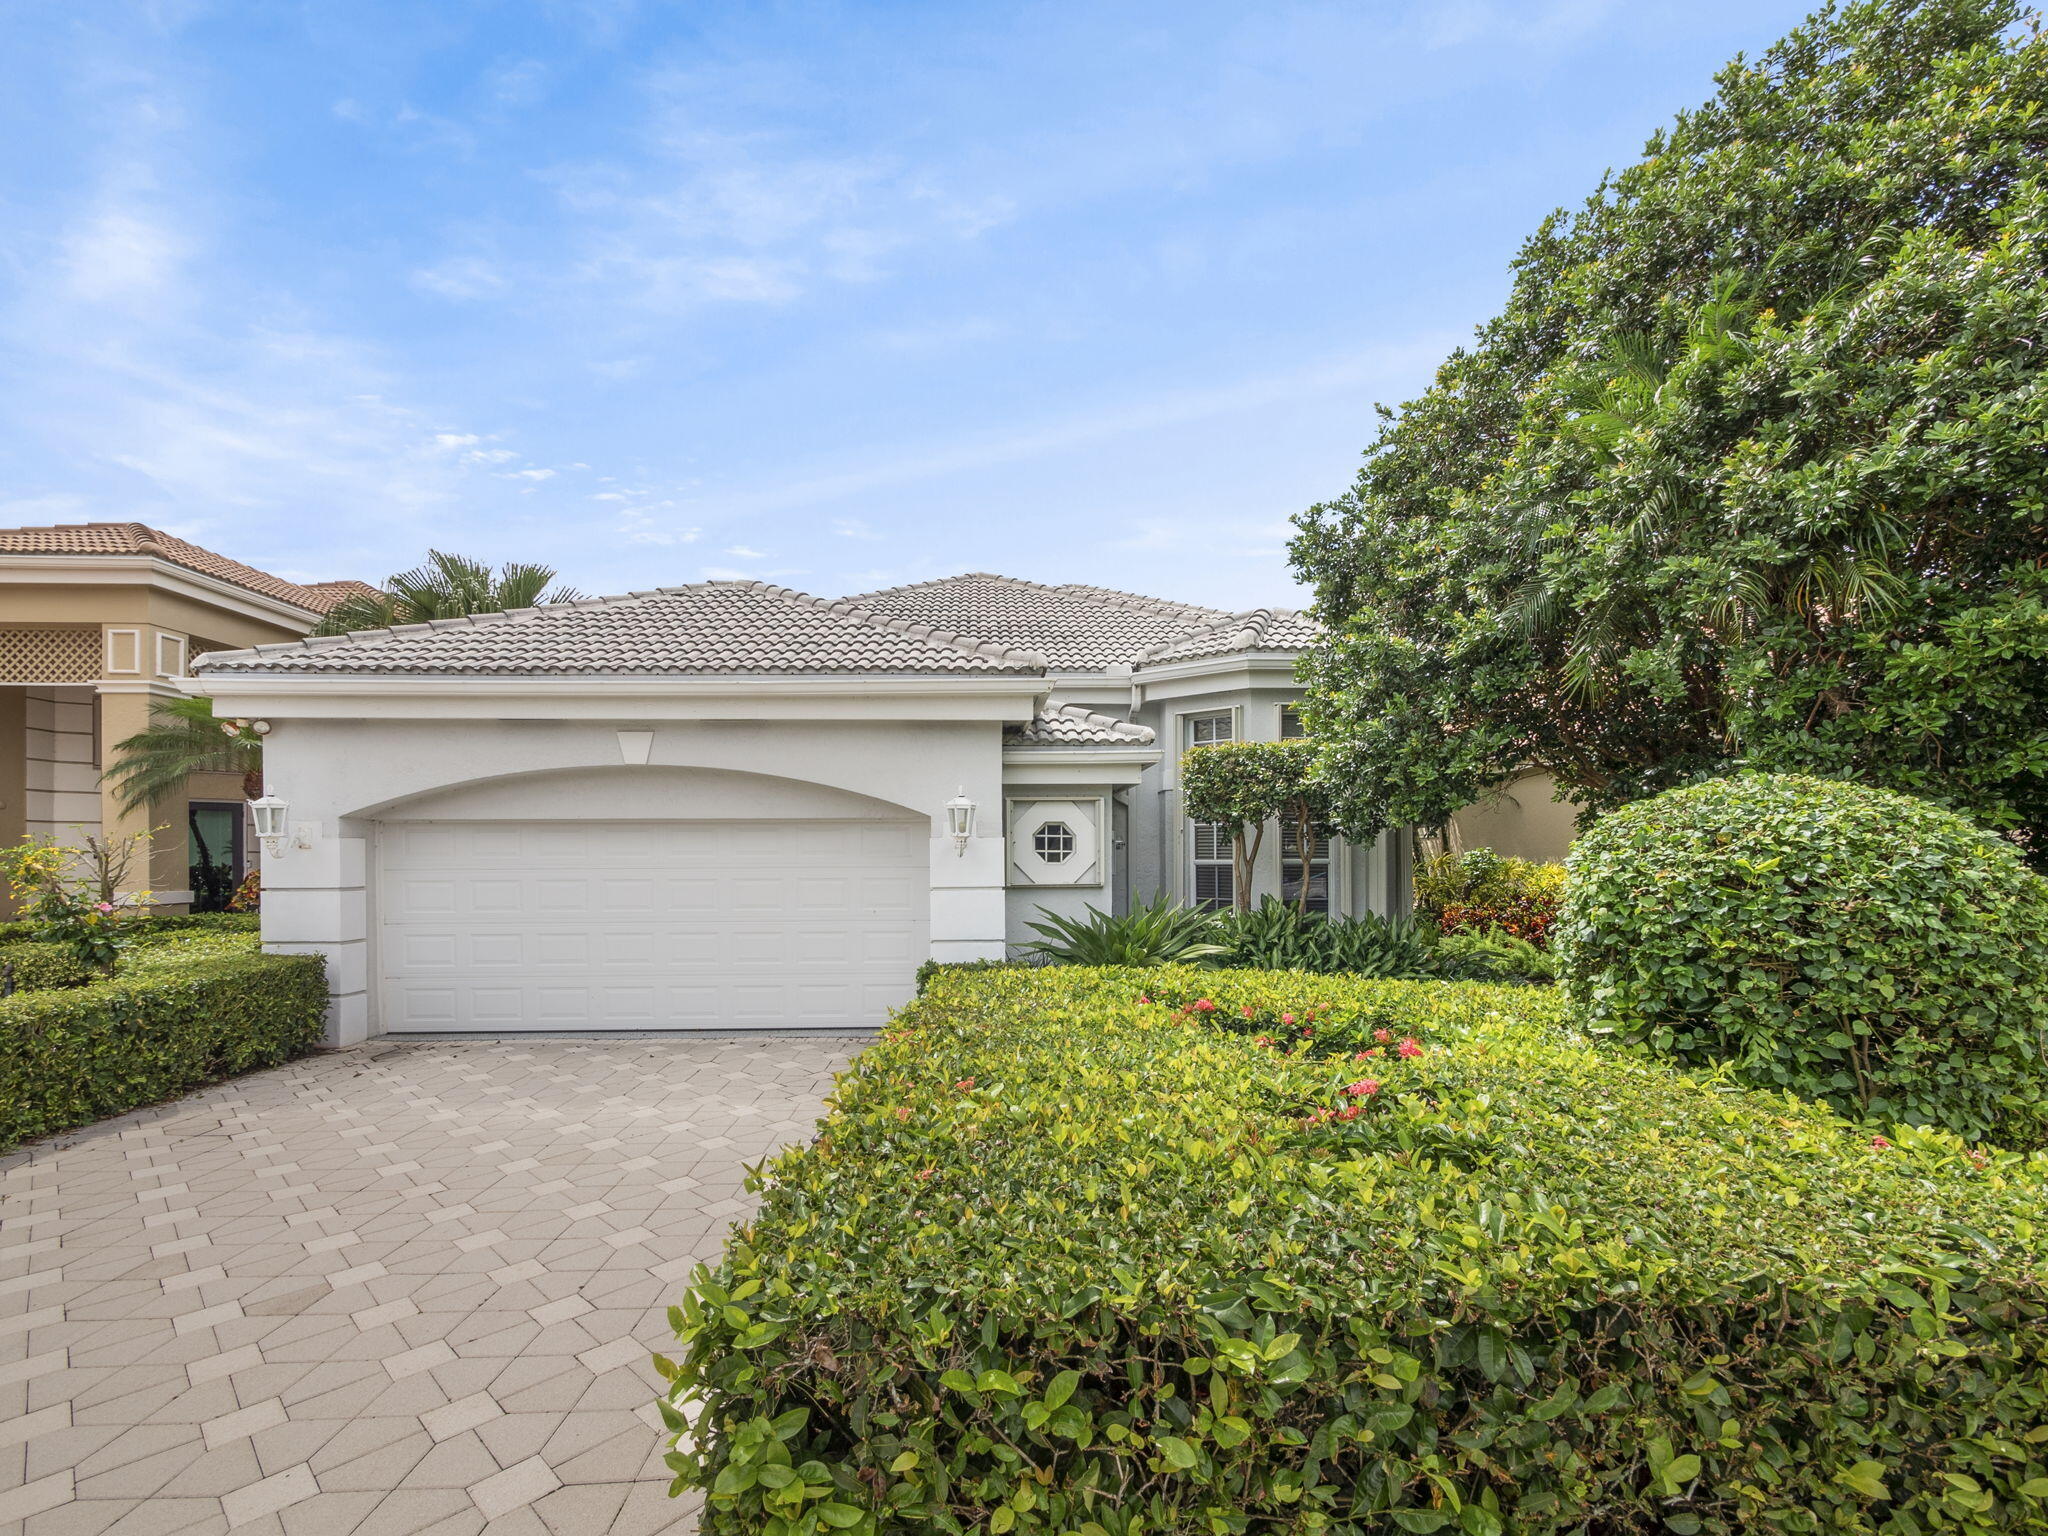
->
0;627;99;683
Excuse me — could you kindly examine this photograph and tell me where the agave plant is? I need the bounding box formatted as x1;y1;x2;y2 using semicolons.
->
1021;896;1227;967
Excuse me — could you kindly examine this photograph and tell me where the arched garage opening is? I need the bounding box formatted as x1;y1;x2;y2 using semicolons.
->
368;765;930;1033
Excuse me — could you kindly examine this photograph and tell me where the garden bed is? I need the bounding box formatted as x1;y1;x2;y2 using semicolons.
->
0;926;326;1152
662;965;2048;1535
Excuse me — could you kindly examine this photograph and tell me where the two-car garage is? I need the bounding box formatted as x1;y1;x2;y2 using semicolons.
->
375;816;929;1032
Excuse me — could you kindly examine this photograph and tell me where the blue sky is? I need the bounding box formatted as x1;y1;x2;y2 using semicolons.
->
1;0;1811;609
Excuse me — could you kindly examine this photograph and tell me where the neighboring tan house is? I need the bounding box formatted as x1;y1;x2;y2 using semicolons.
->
194;573;1414;1044
0;523;366;915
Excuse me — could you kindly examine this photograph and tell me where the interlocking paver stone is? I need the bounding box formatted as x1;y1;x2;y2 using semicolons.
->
0;1037;852;1536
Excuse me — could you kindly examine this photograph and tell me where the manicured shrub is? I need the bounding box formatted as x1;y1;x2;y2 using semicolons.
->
0;941;327;1151
0;942;93;994
659;964;2048;1535
0;909;260;946
1413;848;1566;945
1557;772;2048;1148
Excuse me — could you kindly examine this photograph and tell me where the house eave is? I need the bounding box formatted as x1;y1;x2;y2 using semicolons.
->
186;670;1050;723
0;555;326;629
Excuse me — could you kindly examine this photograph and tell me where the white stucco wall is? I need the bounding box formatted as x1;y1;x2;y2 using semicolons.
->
259;715;1013;1044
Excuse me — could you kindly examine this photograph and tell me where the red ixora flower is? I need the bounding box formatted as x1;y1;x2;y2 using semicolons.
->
1281;1013;1296;1025
1137;995;1151;1005
1336;1105;1364;1122
914;1168;936;1181
1345;1079;1380;1098
1870;1135;1892;1149
1193;999;1217;1012
1252;1035;1274;1048
1373;1028;1392;1044
895;1107;912;1121
955;1078;975;1091
1396;1038;1423;1060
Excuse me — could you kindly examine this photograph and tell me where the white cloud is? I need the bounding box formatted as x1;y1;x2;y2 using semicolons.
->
62;207;186;302
723;544;766;558
831;517;882;540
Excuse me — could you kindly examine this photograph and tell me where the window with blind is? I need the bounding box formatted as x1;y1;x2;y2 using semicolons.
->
1184;711;1235;907
1279;704;1307;738
1280;818;1331;914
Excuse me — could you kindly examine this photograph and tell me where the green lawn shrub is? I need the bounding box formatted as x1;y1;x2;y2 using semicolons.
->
0;941;95;994
1210;898;1437;978
661;964;2048;1535
0;909;260;946
0;938;327;1151
1557;773;2048;1149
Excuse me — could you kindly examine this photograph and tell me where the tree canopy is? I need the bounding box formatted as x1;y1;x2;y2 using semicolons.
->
1290;0;2048;859
1181;740;1329;910
315;550;583;636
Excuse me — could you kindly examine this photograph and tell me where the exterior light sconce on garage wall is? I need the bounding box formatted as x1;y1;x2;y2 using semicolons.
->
249;793;291;859
945;789;976;856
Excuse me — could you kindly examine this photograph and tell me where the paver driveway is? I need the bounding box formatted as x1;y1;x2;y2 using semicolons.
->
0;1036;857;1536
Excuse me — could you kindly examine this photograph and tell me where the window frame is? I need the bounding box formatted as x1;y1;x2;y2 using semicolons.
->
1179;707;1240;907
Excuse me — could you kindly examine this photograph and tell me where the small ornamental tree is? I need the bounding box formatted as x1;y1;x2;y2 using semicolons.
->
1181;740;1330;912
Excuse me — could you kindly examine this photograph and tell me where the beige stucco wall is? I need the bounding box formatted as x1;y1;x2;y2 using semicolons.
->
1445;772;1580;864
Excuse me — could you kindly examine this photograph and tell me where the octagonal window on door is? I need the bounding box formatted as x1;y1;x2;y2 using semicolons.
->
1007;798;1103;886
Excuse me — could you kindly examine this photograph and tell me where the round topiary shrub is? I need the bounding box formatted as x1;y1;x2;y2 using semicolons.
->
1555;772;2048;1148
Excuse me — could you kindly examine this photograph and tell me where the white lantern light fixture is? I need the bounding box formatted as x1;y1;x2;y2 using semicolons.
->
944;788;976;856
249;793;290;858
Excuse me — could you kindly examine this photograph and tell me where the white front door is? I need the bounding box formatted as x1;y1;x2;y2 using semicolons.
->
376;819;927;1031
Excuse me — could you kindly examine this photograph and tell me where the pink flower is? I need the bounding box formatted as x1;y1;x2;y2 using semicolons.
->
954;1078;975;1091
895;1107;912;1122
1193;999;1216;1013
1137;995;1151;1005
1345;1079;1380;1098
1870;1135;1891;1149
1281;1013;1295;1025
1373;1029;1392;1044
94;902;115;914
1336;1105;1363;1122
1396;1038;1423;1060
1242;1006;1255;1018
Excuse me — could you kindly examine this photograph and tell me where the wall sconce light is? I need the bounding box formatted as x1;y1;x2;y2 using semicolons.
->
249;793;290;858
944;789;976;857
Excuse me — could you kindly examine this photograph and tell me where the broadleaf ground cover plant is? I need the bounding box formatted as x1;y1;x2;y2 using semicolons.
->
660;965;2048;1535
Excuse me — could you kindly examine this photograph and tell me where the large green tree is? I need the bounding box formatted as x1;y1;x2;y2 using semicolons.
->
1292;0;2048;859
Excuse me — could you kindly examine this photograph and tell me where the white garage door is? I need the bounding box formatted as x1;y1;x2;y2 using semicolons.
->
377;819;928;1032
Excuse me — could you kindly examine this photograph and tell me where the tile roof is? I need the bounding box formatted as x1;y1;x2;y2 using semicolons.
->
193;580;1050;676
1005;703;1157;747
846;573;1230;670
297;579;386;609
1134;607;1321;665
0;522;353;613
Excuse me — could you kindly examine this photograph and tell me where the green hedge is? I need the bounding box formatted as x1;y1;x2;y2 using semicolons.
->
0;942;94;993
1557;773;2048;1149
0;942;327;1151
0;910;260;946
660;965;2048;1536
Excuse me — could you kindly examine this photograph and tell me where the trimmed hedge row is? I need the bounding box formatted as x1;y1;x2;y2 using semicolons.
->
661;965;2048;1536
0;939;327;1152
0;942;94;993
0;910;260;946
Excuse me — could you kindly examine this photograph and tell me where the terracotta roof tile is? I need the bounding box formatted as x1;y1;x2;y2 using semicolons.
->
846;572;1230;670
1006;704;1156;747
193;580;1050;676
0;522;350;613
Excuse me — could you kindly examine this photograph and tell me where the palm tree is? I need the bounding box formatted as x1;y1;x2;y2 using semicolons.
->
315;550;584;636
103;696;264;813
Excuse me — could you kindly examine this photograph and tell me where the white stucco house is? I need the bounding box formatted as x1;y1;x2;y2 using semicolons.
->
193;572;1409;1045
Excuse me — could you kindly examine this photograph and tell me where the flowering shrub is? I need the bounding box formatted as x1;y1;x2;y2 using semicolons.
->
0;840;138;976
1559;773;2048;1149
660;964;2048;1535
227;869;261;913
1414;848;1567;946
